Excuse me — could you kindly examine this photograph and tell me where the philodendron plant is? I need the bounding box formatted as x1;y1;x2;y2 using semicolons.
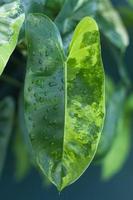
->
0;0;132;192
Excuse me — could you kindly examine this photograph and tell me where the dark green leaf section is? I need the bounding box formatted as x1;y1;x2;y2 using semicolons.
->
0;97;15;176
45;0;65;16
95;80;126;161
55;0;129;52
24;14;66;190
118;7;133;28
101;94;133;180
0;1;25;75
24;14;105;190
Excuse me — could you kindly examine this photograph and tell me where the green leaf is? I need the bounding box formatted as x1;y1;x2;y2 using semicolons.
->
0;97;15;176
55;0;129;52
13;121;31;181
0;1;25;75
95;84;126;161
55;0;97;35
18;92;33;158
20;0;47;14
101;95;133;180
128;0;133;7
20;0;64;19
24;14;105;191
45;0;64;12
118;7;133;28
104;76;115;104
96;0;129;52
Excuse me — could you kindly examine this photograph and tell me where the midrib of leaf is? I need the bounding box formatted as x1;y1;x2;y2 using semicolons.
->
59;60;67;191
52;37;67;191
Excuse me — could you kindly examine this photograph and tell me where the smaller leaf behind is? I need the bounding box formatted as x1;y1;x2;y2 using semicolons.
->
20;0;47;14
55;0;97;35
128;0;133;7
95;82;126;161
0;1;25;75
101;94;133;180
13;121;31;181
96;0;129;52
118;7;133;28
0;97;15;176
55;0;129;52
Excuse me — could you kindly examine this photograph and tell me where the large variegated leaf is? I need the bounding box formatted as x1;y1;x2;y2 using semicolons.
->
24;14;105;190
0;1;25;75
0;97;15;176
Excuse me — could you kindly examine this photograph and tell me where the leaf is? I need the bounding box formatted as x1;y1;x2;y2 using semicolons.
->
45;0;64;12
95;84;126;161
55;0;129;52
96;0;129;52
118;7;133;28
101;95;133;180
24;14;105;191
20;0;64;19
13;121;31;181
104;76;114;104
18;92;33;158
20;0;47;14
0;97;15;176
55;0;97;35
0;1;25;75
128;0;133;7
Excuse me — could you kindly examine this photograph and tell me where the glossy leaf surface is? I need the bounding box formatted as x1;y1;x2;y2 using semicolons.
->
24;14;105;190
0;97;15;176
0;1;25;75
